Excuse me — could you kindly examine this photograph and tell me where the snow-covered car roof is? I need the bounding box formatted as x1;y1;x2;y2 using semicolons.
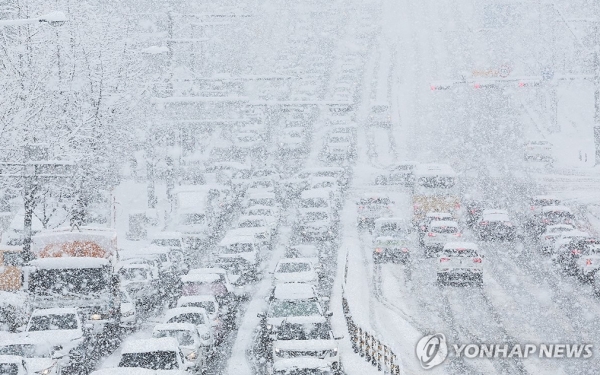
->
28;257;109;270
273;283;317;300
299;208;330;216
181;273;221;283
374;236;406;245
359;193;389;200
443;242;479;251
301;189;332;199
163;307;208;322
541;205;572;213
153;323;198;334
121;337;180;354
273;358;332;371
187;267;227;275
31;307;79;317
429;220;458;228
177;295;217;306
374;217;407;224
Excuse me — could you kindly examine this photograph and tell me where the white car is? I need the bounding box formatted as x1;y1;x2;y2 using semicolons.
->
251;168;280;182
246;179;276;196
285;244;319;265
273;258;319;286
322;133;355;160
243;205;280;228
91;369;156;375
272;316;341;373
118;263;158;304
119;289;137;330
0;354;58;375
299;189;337;219
538;224;576;253
117;337;191;374
296;209;337;241
216;231;263;278
233;132;264;151
417;212;454;240
306;177;342;208
242;192;280;218
437;242;483;286
175;295;225;340
524;140;552;161
528;195;561;216
0;356;28;375
421;220;462;256
162;308;213;349
264;284;325;331
278;127;308;153
152;323;208;369
575;240;600;279
24;308;85;359
236;215;276;237
368;103;392;127
356;194;394;228
476;209;516;241
375;162;417;186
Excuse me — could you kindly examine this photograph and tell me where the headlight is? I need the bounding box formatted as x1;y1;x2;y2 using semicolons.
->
90;314;102;320
201;332;211;340
266;324;273;330
274;347;281;354
36;366;54;375
186;351;197;360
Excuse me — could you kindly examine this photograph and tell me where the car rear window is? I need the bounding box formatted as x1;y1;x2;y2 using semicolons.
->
431;226;458;234
443;249;478;257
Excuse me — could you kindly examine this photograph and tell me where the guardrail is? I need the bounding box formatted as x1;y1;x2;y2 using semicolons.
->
341;254;401;374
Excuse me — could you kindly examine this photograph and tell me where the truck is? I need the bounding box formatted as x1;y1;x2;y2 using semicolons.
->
24;227;120;335
412;164;461;223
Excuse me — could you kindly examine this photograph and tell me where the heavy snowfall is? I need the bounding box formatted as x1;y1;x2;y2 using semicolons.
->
0;0;600;374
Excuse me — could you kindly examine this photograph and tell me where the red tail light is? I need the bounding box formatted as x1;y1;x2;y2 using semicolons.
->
530;206;535;210
359;205;364;210
454;232;462;237
420;226;426;231
401;247;409;253
375;247;383;253
545;236;552;240
455;203;461;210
586;259;592;266
440;257;450;262
428;232;436;237
470;209;476;214
480;221;488;226
571;249;581;255
543;219;549;223
473;257;482;263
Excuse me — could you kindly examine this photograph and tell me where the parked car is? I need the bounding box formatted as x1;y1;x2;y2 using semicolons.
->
117;337;192;373
152;323;208;370
273;258;319;286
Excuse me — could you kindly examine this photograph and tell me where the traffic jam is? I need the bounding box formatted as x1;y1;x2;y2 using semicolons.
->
2;0;600;374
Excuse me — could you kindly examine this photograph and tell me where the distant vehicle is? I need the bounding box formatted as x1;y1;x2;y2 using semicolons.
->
528;195;561;216
296;208;337;241
531;206;576;235
278;127;308;155
0;356;28;375
573;238;600;280
372;236;410;264
524;140;552;161
321;133;355;161
0;245;23;291
553;234;593;274
262;284;326;332
412;164;460;223
299;189;337;219
152;323;208;370
176;295;225;341
273;258;319;286
272;317;342;374
246;179;277;196
417;212;453;244
368;103;392;128
437;242;483;286
242;192;280;218
475;209;516;241
306;177;343;208
243;205;280;229
119;289;137;331
356;194;394;229
421;220;462;256
285;244;319;265
162;308;213;349
236;215;276;239
373;217;411;238
375;162;417;186
538;224;576;254
215;232;262;280
118;263;158;306
233;131;264;152
117;337;191;374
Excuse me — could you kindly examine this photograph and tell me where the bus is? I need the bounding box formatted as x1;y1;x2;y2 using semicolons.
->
412;164;460;222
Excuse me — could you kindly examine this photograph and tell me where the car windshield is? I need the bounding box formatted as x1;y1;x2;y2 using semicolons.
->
233;170;252;179
277;262;311;273
371;105;388;113
29;268;108;295
431;226;458;234
181;301;216;314
238;135;257;142
250;180;273;189
253;170;276;178
120;268;149;281
277;322;332;340
268;300;320;318
443;249;478;257
359;197;390;205
154;330;195;346
314;182;334;189
151;239;181;247
119;351;180;370
180;213;206;225
329;136;348;143
238;219;264;228
302;198;328;208
182;281;227;296
0;363;19;375
248;209;271;216
28;313;78;331
222;243;254;254
167;313;205;325
416;176;455;188
0;344;38;358
249;198;276;206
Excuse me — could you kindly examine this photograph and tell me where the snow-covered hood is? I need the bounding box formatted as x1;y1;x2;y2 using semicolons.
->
25;329;83;351
25;357;56;374
274;339;337;351
274;271;316;283
218;251;258;264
